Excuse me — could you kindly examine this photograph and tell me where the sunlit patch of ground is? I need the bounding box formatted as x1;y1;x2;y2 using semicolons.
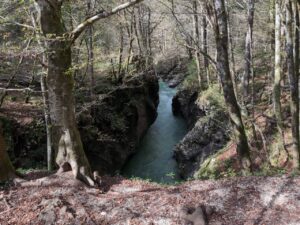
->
0;172;299;225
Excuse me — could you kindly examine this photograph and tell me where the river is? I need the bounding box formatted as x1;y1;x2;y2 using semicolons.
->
122;81;188;183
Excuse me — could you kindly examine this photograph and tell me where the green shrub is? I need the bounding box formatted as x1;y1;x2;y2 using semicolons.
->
197;84;226;113
182;60;199;89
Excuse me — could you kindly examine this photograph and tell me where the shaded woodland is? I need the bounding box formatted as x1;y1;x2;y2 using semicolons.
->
1;0;300;224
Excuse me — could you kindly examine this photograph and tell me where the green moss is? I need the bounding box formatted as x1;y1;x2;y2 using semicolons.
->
194;143;237;180
194;155;220;180
269;132;288;168
128;176;154;184
196;84;226;113
253;163;286;177
181;60;199;89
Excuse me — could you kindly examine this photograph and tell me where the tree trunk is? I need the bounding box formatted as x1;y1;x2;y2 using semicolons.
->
36;0;94;185
41;73;54;171
211;0;252;172
202;14;210;86
30;11;54;171
133;10;143;57
118;23;124;81
87;0;95;95
273;0;284;144
192;0;204;89
294;0;300;164
243;0;255;103
125;10;135;73
225;0;238;97
285;0;299;168
0;123;15;181
294;1;299;90
146;7;152;69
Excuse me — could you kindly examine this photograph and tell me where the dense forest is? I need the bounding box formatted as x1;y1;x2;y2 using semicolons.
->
1;0;300;224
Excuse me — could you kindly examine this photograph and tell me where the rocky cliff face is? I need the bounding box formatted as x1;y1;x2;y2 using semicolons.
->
173;86;231;179
79;74;159;174
2;73;159;174
172;89;204;129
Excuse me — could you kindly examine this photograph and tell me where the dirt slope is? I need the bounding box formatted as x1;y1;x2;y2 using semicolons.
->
0;172;299;225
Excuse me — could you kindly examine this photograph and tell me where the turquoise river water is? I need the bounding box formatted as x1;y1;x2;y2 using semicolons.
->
122;81;188;183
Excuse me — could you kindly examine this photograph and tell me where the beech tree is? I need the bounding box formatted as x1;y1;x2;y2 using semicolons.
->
201;12;210;86
192;0;205;88
285;0;299;168
273;0;284;144
243;0;255;101
86;0;96;95
34;0;143;185
207;0;252;172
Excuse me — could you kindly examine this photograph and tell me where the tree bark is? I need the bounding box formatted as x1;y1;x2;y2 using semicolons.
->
202;14;210;86
285;0;299;168
124;10;135;73
146;7;152;68
210;0;252;172
243;0;255;103
35;0;94;185
225;0;237;97
0;123;15;181
87;0;95;96
118;23;124;81
192;0;204;89
294;1;299;90
273;0;284;144
133;11;143;57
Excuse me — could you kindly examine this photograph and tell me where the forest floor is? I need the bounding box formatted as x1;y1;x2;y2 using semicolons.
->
0;172;299;225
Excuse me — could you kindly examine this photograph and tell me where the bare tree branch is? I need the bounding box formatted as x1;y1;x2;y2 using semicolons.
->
0;88;45;94
70;0;144;42
158;0;216;66
0;16;35;30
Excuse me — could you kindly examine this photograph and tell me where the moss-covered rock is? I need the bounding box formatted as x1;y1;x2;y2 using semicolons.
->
173;85;231;179
193;146;238;180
